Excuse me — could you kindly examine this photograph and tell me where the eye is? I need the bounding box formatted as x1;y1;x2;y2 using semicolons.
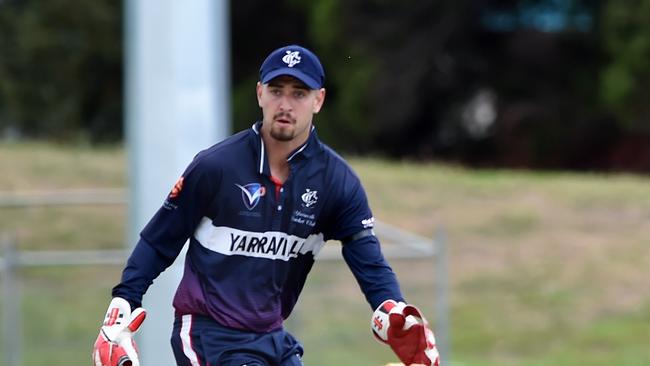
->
293;90;306;99
269;88;282;96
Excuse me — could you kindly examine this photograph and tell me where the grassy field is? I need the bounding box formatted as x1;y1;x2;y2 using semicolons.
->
1;142;649;365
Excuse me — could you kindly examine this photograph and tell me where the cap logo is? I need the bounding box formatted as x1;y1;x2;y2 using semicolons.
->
282;50;301;67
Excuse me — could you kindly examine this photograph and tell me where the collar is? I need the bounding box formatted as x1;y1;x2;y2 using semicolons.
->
251;121;322;175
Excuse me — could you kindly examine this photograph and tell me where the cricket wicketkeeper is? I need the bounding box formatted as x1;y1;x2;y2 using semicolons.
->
92;44;440;366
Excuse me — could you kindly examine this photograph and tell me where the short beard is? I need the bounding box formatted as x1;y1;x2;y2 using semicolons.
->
269;126;294;141
269;112;296;141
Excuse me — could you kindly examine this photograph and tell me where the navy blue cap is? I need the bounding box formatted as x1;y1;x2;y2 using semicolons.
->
259;44;325;89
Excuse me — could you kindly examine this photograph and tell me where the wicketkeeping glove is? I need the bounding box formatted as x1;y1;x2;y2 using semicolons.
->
371;300;440;366
92;297;146;366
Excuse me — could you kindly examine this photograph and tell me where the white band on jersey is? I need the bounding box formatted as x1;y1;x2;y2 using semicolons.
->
194;217;326;261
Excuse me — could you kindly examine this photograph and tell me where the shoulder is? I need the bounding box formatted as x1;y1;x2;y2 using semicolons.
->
197;128;252;160
315;143;366;205
319;143;362;185
190;128;254;172
315;143;374;240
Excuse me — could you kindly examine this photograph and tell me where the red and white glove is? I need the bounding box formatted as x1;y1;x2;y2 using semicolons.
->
371;300;440;366
92;297;146;366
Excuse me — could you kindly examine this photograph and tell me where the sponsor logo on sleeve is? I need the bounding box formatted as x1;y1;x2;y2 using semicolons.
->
362;217;375;229
169;177;184;199
163;176;184;210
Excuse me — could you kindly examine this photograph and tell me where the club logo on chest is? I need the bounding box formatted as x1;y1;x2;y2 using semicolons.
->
301;188;318;208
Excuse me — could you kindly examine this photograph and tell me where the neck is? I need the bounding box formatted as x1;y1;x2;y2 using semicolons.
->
261;128;309;183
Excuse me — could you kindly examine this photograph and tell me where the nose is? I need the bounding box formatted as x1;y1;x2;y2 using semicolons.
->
278;94;292;112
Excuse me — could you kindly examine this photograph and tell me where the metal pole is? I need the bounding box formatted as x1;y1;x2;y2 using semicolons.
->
435;227;450;365
1;235;22;366
125;1;227;364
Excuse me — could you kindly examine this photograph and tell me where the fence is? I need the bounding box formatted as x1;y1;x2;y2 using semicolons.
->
0;189;449;366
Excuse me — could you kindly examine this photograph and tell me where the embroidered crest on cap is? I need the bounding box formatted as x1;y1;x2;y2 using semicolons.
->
282;51;301;67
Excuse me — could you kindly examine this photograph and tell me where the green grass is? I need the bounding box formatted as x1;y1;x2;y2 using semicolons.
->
1;142;650;365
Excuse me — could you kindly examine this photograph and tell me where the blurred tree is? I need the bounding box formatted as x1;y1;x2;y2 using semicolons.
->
230;0;376;153
286;0;379;152
323;0;644;171
599;0;650;133
230;0;310;136
475;0;614;170
0;0;647;171
347;0;485;158
288;0;485;156
0;0;122;142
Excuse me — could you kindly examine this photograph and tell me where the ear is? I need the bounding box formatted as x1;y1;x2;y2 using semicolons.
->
256;82;263;108
313;88;326;114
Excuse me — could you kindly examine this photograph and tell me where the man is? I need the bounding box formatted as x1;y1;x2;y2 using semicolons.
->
93;44;440;366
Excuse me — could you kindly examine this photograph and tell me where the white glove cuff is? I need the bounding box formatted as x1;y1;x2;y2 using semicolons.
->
371;299;406;342
101;297;132;340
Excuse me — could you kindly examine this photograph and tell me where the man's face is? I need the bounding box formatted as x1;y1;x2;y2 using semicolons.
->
257;75;325;143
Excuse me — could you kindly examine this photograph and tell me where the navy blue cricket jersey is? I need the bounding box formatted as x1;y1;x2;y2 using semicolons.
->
113;122;403;332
